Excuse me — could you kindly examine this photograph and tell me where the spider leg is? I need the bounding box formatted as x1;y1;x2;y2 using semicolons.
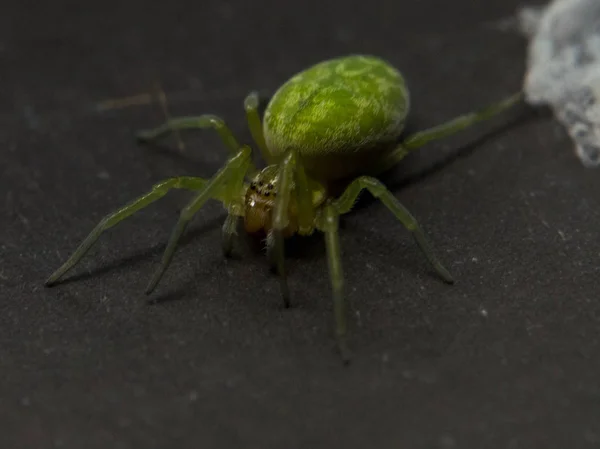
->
136;114;258;174
145;146;252;295
293;153;317;235
267;150;297;307
332;176;454;284
45;176;209;286
372;91;524;174
317;202;351;363
221;214;239;258
403;92;523;150
244;91;275;164
266;150;320;305
220;151;248;258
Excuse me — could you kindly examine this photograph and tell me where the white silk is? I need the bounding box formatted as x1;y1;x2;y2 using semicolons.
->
519;0;600;167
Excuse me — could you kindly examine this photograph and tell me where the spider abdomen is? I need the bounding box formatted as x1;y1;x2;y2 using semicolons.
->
263;55;410;180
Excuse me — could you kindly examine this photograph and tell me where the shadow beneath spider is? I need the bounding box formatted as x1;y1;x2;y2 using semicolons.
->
242;230;326;265
145;280;197;305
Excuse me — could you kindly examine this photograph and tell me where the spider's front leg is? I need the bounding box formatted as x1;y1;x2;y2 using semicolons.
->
316;202;351;363
267;150;317;307
268;151;295;307
136;100;270;258
145;145;253;295
45;176;209;286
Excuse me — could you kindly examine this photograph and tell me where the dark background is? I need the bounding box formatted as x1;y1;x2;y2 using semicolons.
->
2;0;599;447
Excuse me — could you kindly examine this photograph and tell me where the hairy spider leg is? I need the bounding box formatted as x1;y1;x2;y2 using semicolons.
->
45;176;209;286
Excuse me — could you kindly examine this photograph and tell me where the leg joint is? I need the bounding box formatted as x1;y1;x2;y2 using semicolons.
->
244;91;260;111
358;176;385;197
196;114;224;130
323;211;338;231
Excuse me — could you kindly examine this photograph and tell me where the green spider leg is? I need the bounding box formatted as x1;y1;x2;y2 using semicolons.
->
135;91;277;257
373;91;524;174
267;150;318;307
219;144;251;257
45;176;209;286
293;154;317;235
268;151;295;307
243;91;276;164
137;113;258;175
136;91;274;171
145;145;253;295
221;213;239;258
315;175;455;360
333;176;454;283
318;202;350;363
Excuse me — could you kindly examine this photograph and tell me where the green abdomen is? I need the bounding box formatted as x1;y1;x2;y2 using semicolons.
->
263;55;410;181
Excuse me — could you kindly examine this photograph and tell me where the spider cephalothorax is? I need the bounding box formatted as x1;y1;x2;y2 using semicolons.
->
243;166;289;235
242;164;323;238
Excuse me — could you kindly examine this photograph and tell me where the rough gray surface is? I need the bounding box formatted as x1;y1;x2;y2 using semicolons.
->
1;0;599;448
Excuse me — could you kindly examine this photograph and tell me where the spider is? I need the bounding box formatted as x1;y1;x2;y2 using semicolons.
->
46;55;523;362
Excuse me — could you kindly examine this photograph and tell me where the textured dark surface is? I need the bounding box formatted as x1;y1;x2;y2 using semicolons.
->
2;0;600;448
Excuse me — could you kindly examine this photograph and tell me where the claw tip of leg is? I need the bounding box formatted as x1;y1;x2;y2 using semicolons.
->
44;275;58;287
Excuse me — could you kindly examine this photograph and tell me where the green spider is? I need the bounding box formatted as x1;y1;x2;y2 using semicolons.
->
45;55;522;362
